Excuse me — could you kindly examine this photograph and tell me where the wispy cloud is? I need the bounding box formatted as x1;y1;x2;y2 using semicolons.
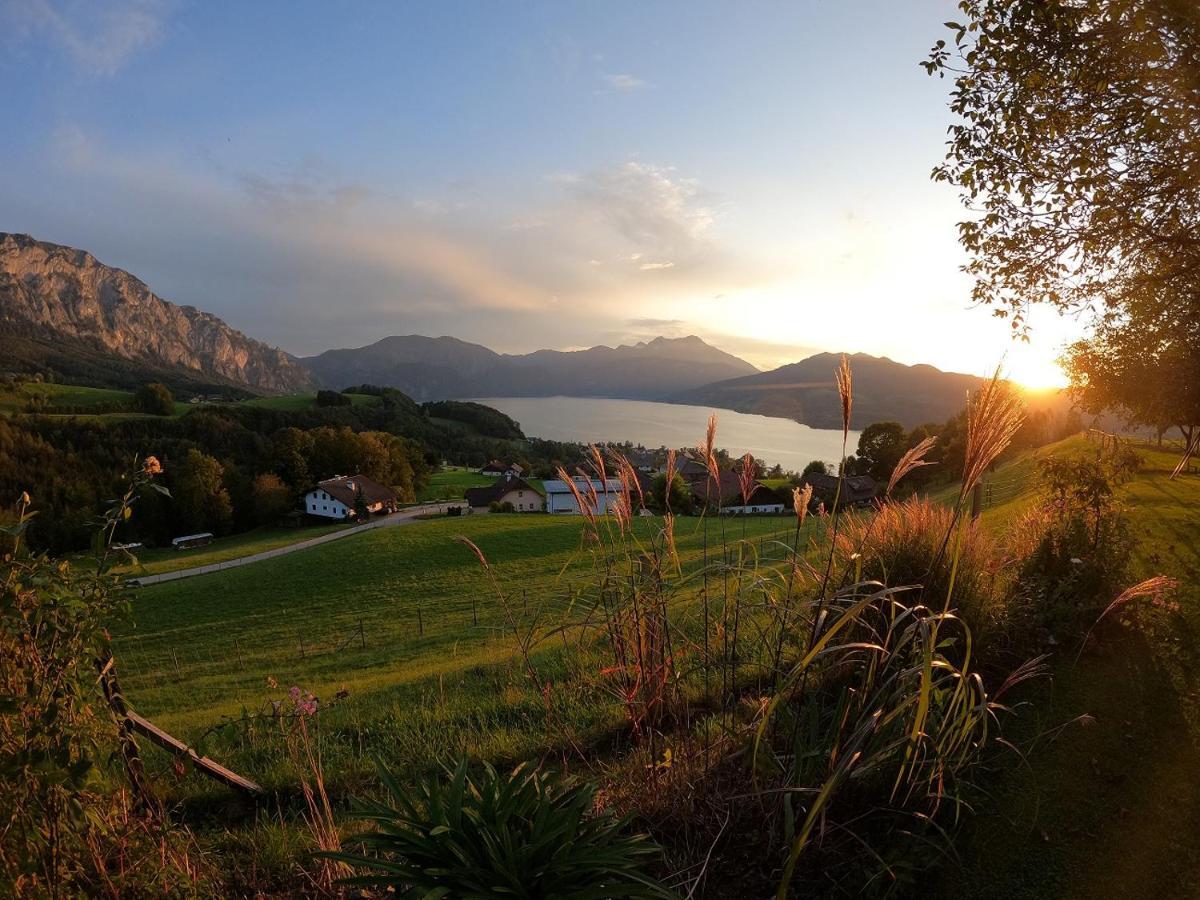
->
601;73;645;91
638;261;675;271
2;0;169;75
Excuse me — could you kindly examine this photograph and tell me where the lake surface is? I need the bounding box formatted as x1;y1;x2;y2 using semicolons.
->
471;396;859;473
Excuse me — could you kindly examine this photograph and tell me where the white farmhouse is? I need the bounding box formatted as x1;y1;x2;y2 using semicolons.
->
305;474;398;520
543;476;627;515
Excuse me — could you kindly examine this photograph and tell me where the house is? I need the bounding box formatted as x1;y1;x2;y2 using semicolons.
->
543;476;628;515
800;472;878;510
304;474;398;520
659;454;711;482
690;470;785;514
464;473;543;512
480;460;524;477
626;449;659;473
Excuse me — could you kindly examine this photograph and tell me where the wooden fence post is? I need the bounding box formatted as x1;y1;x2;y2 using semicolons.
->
970;483;983;520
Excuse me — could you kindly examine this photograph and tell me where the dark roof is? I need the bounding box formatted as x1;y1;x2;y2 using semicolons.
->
316;474;397;507
800;472;877;503
481;460;523;474
465;474;541;507
690;471;782;507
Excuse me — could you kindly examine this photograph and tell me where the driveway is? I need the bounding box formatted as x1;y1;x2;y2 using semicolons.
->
129;502;465;587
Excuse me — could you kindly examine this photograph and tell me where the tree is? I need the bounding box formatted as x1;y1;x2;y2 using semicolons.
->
252;472;293;524
926;1;1200;332
1064;293;1200;444
802;460;829;477
172;449;232;534
316;389;351;407
133;382;174;416
649;473;692;514
855;422;907;481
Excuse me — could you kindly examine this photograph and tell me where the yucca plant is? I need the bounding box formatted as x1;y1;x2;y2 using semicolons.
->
328;756;675;898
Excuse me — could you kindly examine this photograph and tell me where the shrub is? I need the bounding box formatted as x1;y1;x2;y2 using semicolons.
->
1009;452;1138;639
1;468;212;896
838;496;1011;649
330;757;672;898
315;389;351;407
133;381;174;416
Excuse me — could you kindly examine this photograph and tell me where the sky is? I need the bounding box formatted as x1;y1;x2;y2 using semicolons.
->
0;0;1083;387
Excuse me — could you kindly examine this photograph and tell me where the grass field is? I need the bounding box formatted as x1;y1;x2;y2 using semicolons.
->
107;435;1200;895
115;512;804;801
926;437;1200;899
0;382;135;414
110;523;353;577
242;392;382;411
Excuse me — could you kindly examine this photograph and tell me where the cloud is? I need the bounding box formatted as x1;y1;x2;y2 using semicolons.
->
29;126;791;356
2;0;168;75
602;73;645;91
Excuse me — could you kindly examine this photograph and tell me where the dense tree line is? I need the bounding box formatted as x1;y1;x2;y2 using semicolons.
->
0;390;587;553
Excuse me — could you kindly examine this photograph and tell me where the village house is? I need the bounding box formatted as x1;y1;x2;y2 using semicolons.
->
543;476;628;515
662;453;711;482
480;459;524;477
464;472;543;512
799;472;878;510
304;474;398;520
690;470;786;514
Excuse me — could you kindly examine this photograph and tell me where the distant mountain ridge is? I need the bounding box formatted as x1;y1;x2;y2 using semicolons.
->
674;352;987;429
303;333;760;401
0;233;314;393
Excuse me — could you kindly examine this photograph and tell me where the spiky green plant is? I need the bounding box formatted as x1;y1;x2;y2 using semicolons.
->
328;756;675;898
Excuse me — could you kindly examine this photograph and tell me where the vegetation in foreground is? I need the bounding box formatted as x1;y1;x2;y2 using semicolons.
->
7;358;1183;898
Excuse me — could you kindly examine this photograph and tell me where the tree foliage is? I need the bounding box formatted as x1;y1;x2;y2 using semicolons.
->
133;382;174;416
927;0;1200;331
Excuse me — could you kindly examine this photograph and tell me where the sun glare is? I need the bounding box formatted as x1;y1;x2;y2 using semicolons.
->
1001;346;1069;391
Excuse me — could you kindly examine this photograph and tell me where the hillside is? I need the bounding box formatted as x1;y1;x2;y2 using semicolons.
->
0;233;313;394
303;333;759;400
677;351;991;429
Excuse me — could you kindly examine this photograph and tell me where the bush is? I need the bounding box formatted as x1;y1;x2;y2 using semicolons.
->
133;382;174;416
330;757;671;898
315;389;351;407
1008;452;1138;639
838;496;1010;649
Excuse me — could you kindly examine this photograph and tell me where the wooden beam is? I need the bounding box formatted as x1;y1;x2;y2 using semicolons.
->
127;711;263;795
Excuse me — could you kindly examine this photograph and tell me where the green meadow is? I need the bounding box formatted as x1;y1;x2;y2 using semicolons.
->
109;436;1200;898
115;512;804;799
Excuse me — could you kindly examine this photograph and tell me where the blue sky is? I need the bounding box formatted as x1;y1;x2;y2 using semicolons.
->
0;0;1078;385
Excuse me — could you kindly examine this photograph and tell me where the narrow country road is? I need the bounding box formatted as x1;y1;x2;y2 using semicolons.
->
130;502;463;587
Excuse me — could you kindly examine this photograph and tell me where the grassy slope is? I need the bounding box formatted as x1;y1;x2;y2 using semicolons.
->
110;523;353;576
115;513;802;795
242;392;381;411
928;438;1200;899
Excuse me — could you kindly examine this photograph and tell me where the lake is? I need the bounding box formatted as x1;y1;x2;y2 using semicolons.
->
470;396;859;473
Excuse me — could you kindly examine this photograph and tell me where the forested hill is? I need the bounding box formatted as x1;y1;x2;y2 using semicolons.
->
0;388;581;554
675;352;994;429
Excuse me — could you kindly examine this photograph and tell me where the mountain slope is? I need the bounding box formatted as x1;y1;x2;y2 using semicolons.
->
0;233;313;393
304;333;759;401
677;352;986;429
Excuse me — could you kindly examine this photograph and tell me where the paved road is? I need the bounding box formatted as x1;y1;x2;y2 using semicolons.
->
130;502;464;587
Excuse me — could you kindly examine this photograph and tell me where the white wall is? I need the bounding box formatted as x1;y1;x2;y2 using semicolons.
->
305;489;350;519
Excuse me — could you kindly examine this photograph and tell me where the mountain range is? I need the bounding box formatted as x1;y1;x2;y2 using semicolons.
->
0;233;1029;429
302;334;759;401
0;233;314;393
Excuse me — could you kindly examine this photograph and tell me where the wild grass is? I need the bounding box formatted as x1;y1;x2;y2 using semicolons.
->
90;364;1177;896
